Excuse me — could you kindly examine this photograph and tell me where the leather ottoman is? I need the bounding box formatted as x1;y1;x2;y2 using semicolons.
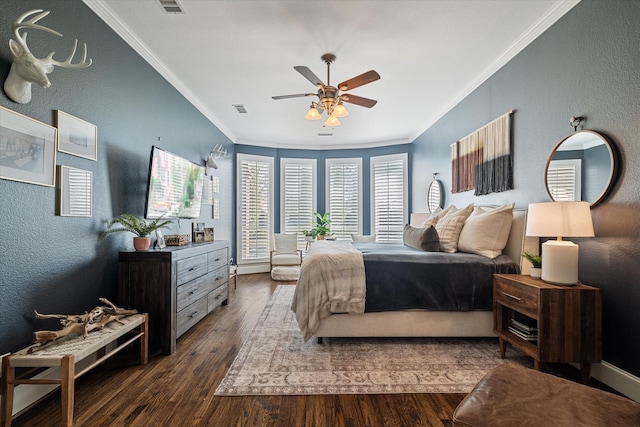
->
453;364;640;426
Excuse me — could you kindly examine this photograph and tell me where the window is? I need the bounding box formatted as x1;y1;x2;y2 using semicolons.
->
547;159;581;201
237;154;273;263
281;158;316;250
371;153;407;243
326;158;362;240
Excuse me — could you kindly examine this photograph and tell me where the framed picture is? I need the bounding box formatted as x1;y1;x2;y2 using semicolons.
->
203;227;214;242
56;110;97;161
0;106;57;187
156;230;166;249
56;165;92;217
211;175;220;193
212;198;220;219
192;222;205;242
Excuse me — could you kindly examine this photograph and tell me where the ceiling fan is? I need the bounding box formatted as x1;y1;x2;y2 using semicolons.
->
272;53;380;127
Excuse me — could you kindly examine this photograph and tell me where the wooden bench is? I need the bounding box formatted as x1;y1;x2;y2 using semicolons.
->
1;313;148;427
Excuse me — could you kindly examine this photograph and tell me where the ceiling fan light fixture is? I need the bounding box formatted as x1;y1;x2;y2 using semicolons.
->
333;101;349;118
305;103;321;120
324;115;340;127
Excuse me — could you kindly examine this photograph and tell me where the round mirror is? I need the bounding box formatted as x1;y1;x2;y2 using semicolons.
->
427;179;443;212
545;130;617;207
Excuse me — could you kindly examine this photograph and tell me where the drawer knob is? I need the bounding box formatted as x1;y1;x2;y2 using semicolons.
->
502;292;522;301
188;311;198;318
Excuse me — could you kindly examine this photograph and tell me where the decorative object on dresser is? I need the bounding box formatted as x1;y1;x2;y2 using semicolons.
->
4;9;92;104
100;213;173;251
0;106;57;187
192;222;205;242
525;201;594;285
118;241;230;355
493;273;602;384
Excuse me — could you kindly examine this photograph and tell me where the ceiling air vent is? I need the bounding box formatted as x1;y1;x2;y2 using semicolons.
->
317;133;333;137
158;0;185;14
233;104;248;114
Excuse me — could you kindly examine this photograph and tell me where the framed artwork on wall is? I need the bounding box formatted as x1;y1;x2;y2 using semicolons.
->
56;165;92;217
56;110;97;161
0;106;57;187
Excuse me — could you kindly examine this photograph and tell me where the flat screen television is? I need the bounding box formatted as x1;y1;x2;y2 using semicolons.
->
144;145;206;219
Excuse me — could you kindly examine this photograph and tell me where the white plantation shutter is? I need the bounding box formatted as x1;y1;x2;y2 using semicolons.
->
371;154;407;243
547;159;581;201
237;154;273;263
281;158;316;250
326;158;362;240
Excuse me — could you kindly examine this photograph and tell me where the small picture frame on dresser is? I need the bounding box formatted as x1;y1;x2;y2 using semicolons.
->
156;230;166;249
192;222;205;242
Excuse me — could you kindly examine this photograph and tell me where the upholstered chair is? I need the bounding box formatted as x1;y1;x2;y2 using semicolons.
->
270;233;303;271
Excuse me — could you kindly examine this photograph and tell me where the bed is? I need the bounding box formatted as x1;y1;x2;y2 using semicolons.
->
291;207;536;342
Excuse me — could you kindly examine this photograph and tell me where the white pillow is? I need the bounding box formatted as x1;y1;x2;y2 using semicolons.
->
458;203;515;258
421;205;454;228
434;204;473;253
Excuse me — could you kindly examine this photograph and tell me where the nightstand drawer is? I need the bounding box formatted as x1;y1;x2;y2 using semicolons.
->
495;279;538;313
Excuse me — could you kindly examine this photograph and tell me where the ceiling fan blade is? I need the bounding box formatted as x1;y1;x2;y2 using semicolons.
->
338;70;380;91
294;66;325;87
272;93;316;100
341;94;377;108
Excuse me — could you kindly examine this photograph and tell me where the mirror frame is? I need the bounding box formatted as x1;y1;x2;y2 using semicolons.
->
427;179;443;212
545;130;618;208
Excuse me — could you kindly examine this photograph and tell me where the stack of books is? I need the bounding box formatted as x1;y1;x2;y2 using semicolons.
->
508;316;538;342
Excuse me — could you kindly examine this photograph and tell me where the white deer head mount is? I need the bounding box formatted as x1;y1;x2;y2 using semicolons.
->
4;9;92;104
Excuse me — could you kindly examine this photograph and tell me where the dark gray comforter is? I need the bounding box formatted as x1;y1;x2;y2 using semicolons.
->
351;242;520;312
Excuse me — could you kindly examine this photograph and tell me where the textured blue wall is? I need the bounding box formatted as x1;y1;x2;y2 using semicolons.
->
0;0;233;355
411;0;640;376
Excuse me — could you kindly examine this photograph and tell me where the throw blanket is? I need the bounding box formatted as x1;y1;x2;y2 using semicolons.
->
291;241;366;341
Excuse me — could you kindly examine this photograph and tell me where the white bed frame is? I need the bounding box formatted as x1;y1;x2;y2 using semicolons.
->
314;209;536;340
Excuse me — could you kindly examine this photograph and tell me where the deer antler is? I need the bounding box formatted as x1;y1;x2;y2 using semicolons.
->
12;9;63;54
47;39;93;69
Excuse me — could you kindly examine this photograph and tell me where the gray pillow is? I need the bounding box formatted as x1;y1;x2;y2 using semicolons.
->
403;224;440;252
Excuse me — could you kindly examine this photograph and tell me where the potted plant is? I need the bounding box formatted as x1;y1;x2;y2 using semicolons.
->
303;229;318;242
522;251;542;279
312;212;331;240
100;214;172;251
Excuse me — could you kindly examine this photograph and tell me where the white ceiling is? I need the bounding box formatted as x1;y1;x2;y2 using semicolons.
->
85;0;579;150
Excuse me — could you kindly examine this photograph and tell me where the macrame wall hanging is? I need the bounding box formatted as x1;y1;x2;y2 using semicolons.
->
451;110;513;195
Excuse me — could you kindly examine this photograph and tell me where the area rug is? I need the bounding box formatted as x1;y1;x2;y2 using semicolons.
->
215;286;529;395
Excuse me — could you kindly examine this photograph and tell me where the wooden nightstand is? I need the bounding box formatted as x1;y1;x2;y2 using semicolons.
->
493;274;602;384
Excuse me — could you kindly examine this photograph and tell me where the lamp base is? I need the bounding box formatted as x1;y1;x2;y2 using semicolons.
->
541;240;579;286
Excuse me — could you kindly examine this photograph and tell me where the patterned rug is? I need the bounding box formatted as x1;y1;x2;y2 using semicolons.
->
215;286;529;395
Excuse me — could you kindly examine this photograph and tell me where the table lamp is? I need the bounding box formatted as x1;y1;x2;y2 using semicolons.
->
525;201;594;285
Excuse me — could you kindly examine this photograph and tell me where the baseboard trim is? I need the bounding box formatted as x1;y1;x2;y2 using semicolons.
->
590;361;640;402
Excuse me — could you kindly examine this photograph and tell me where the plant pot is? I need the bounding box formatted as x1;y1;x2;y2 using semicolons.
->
304;236;315;242
317;235;325;240
530;267;541;279
133;237;151;251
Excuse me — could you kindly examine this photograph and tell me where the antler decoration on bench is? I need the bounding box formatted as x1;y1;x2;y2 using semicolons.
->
4;9;92;104
29;298;138;353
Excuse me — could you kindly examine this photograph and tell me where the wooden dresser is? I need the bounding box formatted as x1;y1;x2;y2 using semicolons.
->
118;241;230;355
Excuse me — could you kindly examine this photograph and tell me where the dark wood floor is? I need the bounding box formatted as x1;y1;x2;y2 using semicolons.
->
8;273;606;427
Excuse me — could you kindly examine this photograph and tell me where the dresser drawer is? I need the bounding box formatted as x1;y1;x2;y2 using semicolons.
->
177;297;208;337
208;248;228;272
177;271;215;312
177;254;208;286
210;265;228;290
495;279;539;315
208;283;228;312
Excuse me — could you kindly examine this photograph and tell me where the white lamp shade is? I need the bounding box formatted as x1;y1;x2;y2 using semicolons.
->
526;201;594;286
525;201;594;238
